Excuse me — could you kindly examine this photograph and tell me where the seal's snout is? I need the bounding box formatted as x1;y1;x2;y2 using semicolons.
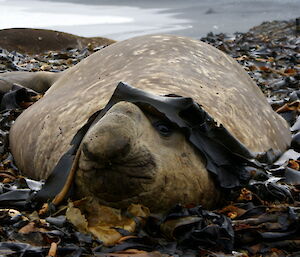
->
82;128;131;163
76;101;158;205
80;101;142;169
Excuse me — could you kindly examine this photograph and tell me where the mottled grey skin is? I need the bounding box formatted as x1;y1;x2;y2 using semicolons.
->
8;34;291;211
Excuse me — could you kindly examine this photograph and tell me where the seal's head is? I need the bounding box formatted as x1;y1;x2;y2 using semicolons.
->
75;101;219;212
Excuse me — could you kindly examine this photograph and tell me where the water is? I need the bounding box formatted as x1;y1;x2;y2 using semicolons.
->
0;0;299;40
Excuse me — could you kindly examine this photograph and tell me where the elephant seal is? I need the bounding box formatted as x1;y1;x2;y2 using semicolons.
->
7;34;291;211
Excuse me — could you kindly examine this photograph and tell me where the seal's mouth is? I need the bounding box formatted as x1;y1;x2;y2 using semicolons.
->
92;161;156;180
76;147;157;202
79;144;156;181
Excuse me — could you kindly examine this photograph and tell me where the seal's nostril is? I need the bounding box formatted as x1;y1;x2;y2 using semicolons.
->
115;140;131;157
82;143;98;162
104;161;113;169
104;136;131;160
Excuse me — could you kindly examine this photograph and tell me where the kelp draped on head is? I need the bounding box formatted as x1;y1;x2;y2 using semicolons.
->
9;34;291;183
35;82;288;207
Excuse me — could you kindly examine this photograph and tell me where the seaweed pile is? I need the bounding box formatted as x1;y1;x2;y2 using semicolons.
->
0;44;106;73
201;19;300;109
0;19;299;256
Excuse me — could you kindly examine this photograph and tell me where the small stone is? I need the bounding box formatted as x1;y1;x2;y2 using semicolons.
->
40;64;51;71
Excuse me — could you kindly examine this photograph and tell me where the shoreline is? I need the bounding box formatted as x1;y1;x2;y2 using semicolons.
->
1;0;300;40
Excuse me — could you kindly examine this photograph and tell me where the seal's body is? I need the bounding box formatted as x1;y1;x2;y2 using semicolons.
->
8;35;290;211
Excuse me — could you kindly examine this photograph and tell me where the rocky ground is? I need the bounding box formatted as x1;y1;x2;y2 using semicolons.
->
0;19;299;256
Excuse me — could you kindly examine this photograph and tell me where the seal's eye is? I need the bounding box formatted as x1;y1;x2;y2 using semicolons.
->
153;121;173;137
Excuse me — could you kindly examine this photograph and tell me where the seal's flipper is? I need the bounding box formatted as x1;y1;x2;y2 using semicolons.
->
0;71;60;94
